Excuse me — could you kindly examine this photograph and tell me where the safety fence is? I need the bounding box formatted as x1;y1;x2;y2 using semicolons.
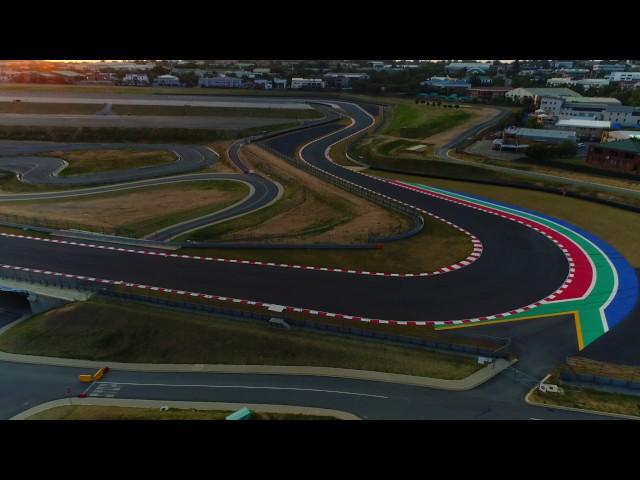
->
560;357;640;392
0;266;510;359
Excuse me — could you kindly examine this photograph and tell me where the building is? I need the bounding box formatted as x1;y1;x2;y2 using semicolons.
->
592;63;628;73
472;75;493;86
600;106;640;128
539;95;638;128
323;73;369;89
421;76;470;90
152;74;181;87
445;62;491;75
602;130;640;142
546;77;610;90
198;75;243;88
553;119;611;141
609;72;640;83
290;78;325;89
554;60;575;69
495;127;577;151
506;87;580;104
467;86;513;101
52;70;87;83
122;74;149;86
253;79;272;90
586;140;640;174
503;127;577;145
540;95;621;115
368;61;385;71
273;78;287;89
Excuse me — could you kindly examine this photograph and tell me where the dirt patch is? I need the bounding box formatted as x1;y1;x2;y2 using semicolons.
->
232;144;411;243
421;106;500;147
0;183;244;230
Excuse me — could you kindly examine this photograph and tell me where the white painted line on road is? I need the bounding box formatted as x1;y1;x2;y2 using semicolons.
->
96;381;388;399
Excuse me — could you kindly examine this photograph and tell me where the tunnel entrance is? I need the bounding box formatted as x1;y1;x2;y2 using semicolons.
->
0;287;31;328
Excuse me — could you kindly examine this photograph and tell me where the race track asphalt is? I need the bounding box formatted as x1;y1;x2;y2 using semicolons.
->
0;101;571;322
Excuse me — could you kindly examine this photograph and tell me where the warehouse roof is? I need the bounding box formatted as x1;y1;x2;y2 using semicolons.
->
506;127;577;139
556;119;612;128
599;139;640;154
563;96;621;105
508;87;581;97
53;70;86;78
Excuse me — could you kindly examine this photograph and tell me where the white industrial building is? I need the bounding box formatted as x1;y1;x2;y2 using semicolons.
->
546;78;610;89
290;78;325;89
553;119;611;141
152;74;181;87
600;106;640;128
198;75;243;88
122;73;149;86
539;95;639;127
592;63;628;73
506;87;579;103
609;72;640;83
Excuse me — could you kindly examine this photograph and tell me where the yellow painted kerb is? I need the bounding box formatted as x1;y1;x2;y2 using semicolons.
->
438;310;584;350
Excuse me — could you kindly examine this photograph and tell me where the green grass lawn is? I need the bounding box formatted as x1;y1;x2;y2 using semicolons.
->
47;149;176;176
383;104;471;139
179;211;471;274
26;405;336;420
529;384;640;418
0;298;481;379
371;169;640;268
0;171;87;193
0;122;299;144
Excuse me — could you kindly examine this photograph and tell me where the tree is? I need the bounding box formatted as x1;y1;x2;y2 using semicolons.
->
525;117;542;129
525;143;552;161
557;140;577;157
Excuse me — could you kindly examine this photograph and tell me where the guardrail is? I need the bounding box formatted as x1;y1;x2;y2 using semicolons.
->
0;267;510;359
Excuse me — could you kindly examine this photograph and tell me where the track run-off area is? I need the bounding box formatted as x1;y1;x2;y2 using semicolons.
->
0;97;637;352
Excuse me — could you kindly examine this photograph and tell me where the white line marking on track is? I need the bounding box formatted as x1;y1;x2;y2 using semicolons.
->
96;381;388;399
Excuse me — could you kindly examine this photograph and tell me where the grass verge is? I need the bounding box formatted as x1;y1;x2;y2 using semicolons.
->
383;104;471;139
179;212;470;273
0;122;298;144
529;384;640;418
26;405;335;420
0;298;482;379
47;149;176;176
0;181;250;238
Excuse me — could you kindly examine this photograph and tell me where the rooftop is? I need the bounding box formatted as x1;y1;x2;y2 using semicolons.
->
563;96;621;105
510;87;581;97
598;139;640;154
507;127;577;139
556;119;612;128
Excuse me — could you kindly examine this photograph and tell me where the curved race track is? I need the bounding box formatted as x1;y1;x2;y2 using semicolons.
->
0;98;636;350
0;140;280;241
